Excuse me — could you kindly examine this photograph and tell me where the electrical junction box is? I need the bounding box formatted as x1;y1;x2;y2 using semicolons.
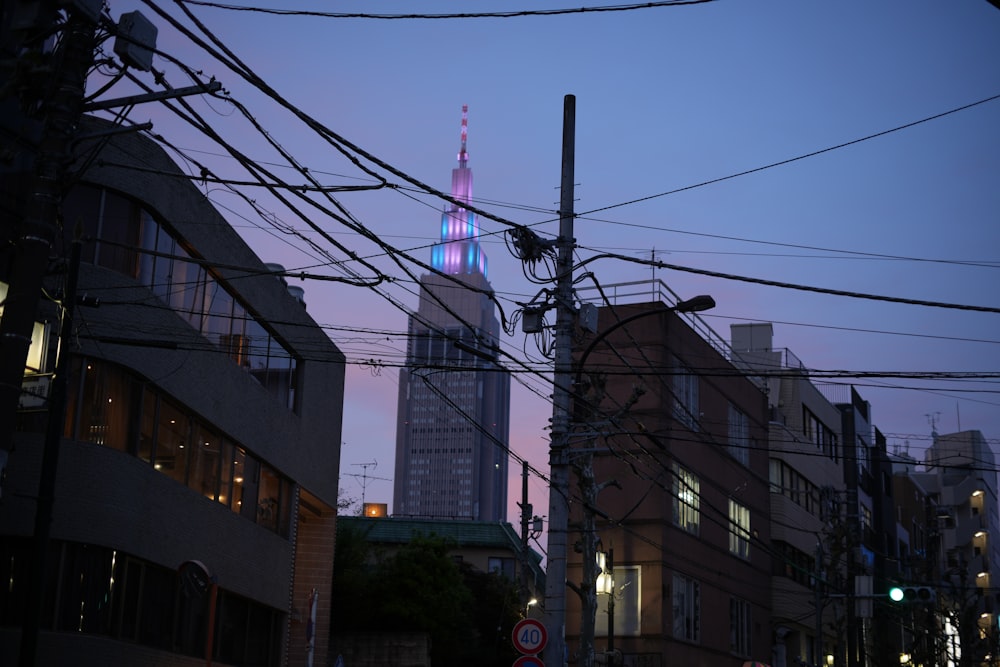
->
522;308;545;334
114;11;158;72
578;303;598;333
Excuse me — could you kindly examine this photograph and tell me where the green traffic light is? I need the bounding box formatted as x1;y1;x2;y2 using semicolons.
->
889;587;905;602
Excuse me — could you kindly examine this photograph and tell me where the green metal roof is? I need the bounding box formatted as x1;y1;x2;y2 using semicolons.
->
339;516;516;548
337;516;544;568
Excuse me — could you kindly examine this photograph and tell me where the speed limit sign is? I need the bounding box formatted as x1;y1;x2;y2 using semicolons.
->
512;618;547;654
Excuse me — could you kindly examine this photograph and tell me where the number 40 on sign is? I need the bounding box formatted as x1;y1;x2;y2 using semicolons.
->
512;618;547;655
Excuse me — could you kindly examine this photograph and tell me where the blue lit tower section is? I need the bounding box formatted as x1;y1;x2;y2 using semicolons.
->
393;107;510;522
430;105;488;278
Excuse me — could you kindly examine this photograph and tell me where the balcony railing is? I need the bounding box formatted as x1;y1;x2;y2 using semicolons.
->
576;279;767;389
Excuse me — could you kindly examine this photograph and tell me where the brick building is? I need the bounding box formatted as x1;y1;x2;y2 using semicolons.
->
564;286;772;666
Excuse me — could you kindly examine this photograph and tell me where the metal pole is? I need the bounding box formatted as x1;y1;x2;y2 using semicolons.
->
542;93;576;667
815;541;824;666
607;548;615;665
520;460;531;611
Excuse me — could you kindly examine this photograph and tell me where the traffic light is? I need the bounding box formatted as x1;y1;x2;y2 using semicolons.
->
888;586;936;604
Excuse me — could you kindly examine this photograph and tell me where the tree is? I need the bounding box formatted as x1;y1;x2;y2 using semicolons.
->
330;527;521;667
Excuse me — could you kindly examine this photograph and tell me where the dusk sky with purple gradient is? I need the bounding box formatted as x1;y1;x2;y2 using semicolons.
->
92;0;1000;529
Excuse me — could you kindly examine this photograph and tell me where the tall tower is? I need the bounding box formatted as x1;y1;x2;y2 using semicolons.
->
393;107;511;521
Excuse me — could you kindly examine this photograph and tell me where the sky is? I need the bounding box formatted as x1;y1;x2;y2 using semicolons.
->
89;0;1000;531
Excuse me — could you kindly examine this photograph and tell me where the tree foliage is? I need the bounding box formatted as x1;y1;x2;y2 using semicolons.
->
331;525;522;667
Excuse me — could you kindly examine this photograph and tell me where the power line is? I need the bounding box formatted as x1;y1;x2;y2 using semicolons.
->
577;92;1000;217
176;0;718;20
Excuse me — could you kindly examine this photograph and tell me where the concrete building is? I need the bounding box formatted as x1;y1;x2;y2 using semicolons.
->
563;283;773;666
913;429;1000;663
0;117;345;666
731;323;847;667
393;107;510;522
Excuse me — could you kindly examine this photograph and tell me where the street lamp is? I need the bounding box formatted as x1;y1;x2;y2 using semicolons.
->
572;294;715;667
575;294;716;380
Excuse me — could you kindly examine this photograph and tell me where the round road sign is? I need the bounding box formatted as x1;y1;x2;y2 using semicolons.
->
513;655;545;667
512;618;547;654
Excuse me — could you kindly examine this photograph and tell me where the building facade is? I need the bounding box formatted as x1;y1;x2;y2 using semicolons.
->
0;116;345;666
564;286;773;666
913;429;1000;664
393;107;510;521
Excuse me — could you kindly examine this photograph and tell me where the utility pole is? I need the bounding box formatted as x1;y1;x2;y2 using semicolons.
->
0;2;100;497
542;93;576;667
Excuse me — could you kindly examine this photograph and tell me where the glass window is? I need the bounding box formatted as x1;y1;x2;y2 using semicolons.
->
230;447;248;515
97;191;141;277
728;403;750;466
264;347;296;411
138;387;156;463
204;280;235;347
729;499;751;560
672;358;699;431
672;464;700;534
154;398;189;486
76;361;132;452
596;566;640;637
730;597;751;657
257;464;291;536
189;424;222;501
225;302;250;367
672;573;700;642
245;319;270;383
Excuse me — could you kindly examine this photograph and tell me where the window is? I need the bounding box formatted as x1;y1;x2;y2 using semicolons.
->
728;403;750;466
596;566;640;637
772;540;816;587
729;499;751;559
672;464;700;534
857;436;870;475
672;573;700;642
672;358;699;431
803;407;839;461
64;183;299;410
74;360;134;452
0;538;281;664
487;557;516;579
63;357;294;537
730;597;751;657
769;459;820;515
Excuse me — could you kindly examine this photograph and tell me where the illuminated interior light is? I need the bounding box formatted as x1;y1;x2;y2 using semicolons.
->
973;490;984;497
976;531;987;538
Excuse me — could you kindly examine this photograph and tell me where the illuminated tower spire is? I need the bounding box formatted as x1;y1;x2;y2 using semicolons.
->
458;104;469;168
431;105;487;278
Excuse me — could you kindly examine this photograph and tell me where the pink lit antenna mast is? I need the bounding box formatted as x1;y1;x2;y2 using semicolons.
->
458;104;469;167
430;104;487;277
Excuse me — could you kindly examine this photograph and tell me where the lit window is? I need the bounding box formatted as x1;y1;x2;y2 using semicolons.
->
672;464;700;534
729;499;751;559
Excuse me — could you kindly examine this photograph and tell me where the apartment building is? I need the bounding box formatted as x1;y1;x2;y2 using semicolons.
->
0;116;346;666
563;284;772;666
